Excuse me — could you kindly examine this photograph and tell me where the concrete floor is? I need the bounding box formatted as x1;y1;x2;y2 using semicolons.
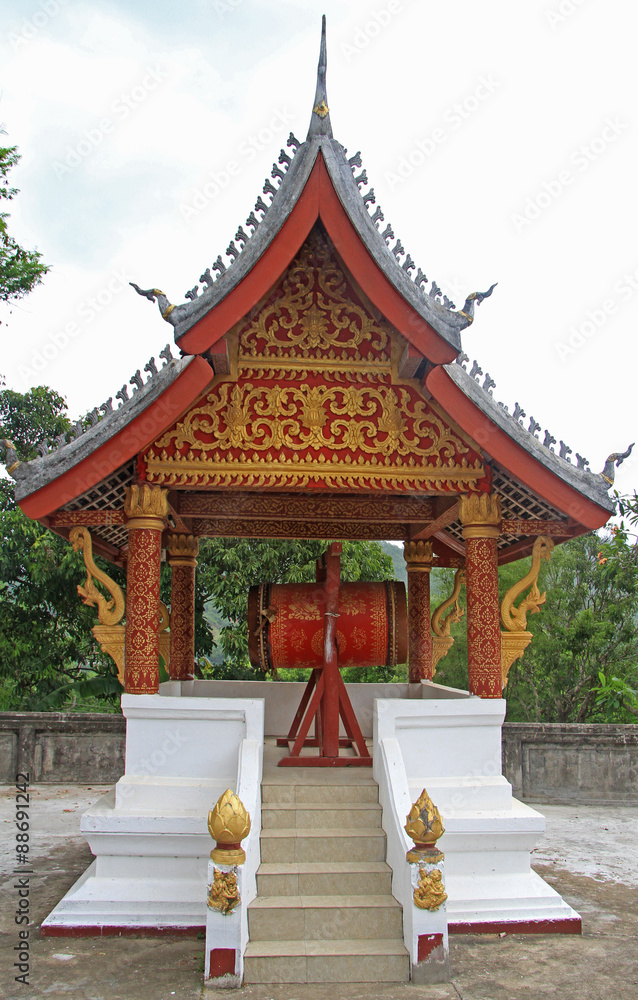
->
1;785;637;1000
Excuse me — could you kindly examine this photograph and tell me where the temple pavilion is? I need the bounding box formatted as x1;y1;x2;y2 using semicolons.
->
10;22;620;703
9;18;630;984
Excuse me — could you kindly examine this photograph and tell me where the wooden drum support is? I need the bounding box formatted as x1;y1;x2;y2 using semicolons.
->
247;547;407;766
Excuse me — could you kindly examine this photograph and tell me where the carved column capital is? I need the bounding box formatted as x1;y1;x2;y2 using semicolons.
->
167;532;200;564
403;540;434;572
459;493;501;539
124;484;168;530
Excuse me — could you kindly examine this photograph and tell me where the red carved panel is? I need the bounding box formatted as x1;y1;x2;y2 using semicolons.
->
124;527;161;694
464;536;502;698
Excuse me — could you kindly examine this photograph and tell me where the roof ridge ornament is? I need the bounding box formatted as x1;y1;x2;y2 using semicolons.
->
600;443;634;487
308;15;332;140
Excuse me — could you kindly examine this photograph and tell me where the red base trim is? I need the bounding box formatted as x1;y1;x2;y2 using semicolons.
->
41;924;206;938
418;932;444;962
449;917;582;935
209;948;236;979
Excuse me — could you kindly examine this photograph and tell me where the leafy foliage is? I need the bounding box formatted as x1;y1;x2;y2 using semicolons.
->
0;138;48;303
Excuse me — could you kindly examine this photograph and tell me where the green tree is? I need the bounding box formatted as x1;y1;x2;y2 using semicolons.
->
0;136;48;303
505;529;638;722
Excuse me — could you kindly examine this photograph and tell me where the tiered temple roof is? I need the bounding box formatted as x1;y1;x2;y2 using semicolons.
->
10;17;627;566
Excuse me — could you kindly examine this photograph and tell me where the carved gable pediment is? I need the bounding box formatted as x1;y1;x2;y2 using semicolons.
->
142;230;488;494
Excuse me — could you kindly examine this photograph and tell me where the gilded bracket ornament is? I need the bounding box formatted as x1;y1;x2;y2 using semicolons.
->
208;789;251;865
500;535;554;685
431;568;466;673
69;527;125;626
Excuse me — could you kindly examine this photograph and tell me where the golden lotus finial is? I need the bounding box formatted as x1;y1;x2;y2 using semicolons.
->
405;788;445;863
208;789;251;865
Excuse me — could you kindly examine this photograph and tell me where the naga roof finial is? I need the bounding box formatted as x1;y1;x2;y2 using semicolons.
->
601;442;634;487
307;15;332;140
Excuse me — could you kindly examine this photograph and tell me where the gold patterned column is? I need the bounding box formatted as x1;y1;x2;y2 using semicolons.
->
168;533;199;681
404;541;434;683
123;485;168;695
459;493;502;698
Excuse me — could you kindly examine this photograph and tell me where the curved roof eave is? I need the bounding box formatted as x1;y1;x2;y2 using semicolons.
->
15;355;213;521
161;137;472;362
427;363;614;528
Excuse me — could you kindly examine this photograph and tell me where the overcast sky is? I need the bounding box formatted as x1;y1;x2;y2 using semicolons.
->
1;0;636;500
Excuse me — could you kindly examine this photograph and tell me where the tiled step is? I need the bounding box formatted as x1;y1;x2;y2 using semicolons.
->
261;801;382;830
257;861;393;897
261;781;380;805
243;938;409;984
248;894;403;941
260;827;386;863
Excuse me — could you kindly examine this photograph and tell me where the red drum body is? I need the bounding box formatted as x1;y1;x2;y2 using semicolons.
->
248;580;407;673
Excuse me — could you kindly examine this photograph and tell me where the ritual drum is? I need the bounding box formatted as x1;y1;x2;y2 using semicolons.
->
247;580;407;673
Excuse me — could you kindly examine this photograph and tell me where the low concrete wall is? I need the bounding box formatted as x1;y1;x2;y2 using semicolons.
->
502;723;638;805
0;712;125;784
1;711;637;804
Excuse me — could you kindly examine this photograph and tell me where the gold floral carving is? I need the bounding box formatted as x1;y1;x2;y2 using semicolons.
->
414;868;448;911
403;540;434;569
431;569;466;673
69;527;125;626
207;869;240;915
124;484;168;522
239;232;390;367
208;789;251;865
459;493;501;536
501;536;554;632
167;533;199;562
143;233;487;494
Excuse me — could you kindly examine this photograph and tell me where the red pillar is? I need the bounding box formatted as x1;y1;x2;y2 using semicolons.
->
168;533;199;681
459;494;502;698
404;541;434;682
124;485;168;695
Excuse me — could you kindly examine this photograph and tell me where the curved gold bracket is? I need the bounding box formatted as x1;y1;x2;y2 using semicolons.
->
500;631;533;687
431;569;465;673
501;536;554;633
69;527;125;626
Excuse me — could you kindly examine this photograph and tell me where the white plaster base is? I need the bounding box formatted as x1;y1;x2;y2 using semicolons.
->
41;693;263;935
373;692;581;941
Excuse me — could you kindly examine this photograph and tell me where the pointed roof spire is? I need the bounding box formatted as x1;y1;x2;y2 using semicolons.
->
307;15;332;139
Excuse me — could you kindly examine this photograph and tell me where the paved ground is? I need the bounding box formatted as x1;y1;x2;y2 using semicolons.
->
1;785;637;1000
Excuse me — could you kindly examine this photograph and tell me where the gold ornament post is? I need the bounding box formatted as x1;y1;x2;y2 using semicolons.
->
404;540;434;682
207;789;251;865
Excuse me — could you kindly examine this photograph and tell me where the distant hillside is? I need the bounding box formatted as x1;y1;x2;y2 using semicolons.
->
379;541;407;585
